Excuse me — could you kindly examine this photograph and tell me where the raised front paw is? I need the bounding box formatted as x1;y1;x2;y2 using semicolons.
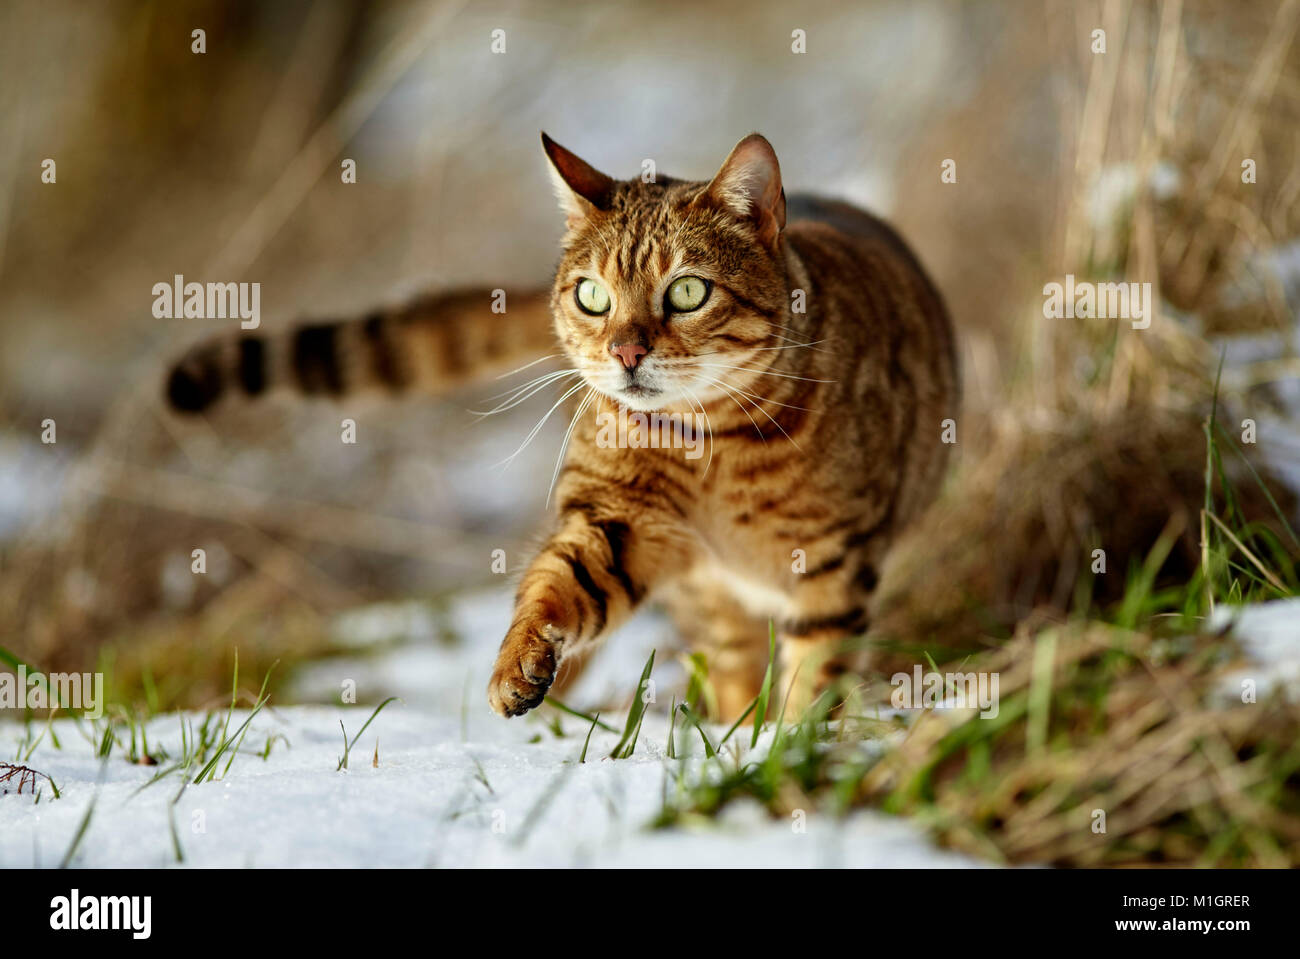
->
487;626;559;717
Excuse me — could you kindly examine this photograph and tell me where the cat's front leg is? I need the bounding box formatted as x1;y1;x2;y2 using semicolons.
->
487;505;689;717
486;613;565;718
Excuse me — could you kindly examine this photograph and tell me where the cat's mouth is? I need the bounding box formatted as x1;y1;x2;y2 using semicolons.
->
610;380;668;412
584;361;673;411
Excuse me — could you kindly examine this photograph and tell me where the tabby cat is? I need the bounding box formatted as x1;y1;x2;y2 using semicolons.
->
166;133;959;721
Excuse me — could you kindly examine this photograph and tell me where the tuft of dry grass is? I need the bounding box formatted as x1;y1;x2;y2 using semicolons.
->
0;761;55;796
855;624;1300;867
874;0;1300;658
870;398;1295;666
660;621;1300;867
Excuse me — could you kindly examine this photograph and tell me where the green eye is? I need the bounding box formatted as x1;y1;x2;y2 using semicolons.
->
666;276;710;312
575;278;611;315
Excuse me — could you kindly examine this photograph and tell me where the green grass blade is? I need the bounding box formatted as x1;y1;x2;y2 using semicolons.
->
678;703;716;757
1215;419;1300;550
579;712;600;763
193;695;270;784
547;697;618;733
222;661;278;777
718;696;758;747
750;623;777;749
337;696;400;771
58;766;105;868
619;704;648;759
608;650;656;759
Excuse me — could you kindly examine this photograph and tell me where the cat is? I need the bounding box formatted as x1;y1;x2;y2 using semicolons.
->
165;133;959;721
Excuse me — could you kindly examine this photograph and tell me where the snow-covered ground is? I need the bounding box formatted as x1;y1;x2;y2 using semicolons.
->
0;587;982;868
4;588;1296;868
1211;597;1300;705
0;709;980;868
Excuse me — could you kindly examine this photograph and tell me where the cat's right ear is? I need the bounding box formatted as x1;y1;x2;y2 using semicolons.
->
702;133;786;249
542;133;615;229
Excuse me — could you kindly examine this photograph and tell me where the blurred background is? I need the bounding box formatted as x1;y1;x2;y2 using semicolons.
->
1;0;1298;710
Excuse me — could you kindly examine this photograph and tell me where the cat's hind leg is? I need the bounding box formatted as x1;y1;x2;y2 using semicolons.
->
775;552;882;718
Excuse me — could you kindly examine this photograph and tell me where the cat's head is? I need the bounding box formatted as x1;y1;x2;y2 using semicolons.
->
542;133;789;413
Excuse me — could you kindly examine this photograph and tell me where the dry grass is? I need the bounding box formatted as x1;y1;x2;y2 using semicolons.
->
660;622;1300;867
875;0;1300;650
856;625;1300;867
867;3;1300;865
870;397;1296;667
0;762;55;796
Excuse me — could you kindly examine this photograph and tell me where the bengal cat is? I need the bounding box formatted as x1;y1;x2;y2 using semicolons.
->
165;133;959;722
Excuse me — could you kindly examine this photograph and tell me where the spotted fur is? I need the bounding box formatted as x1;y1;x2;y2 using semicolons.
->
491;133;957;719
164;132;958;722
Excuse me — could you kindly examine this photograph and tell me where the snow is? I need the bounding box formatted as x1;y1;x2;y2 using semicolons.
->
1211;597;1300;705
0;586;982;868
0;707;984;867
5;586;1298;867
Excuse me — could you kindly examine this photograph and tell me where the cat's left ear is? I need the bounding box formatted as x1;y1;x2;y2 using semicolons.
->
542;133;615;230
703;133;786;248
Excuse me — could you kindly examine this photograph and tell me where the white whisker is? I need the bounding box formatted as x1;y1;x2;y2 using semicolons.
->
547;388;597;506
496;381;588;467
722;383;813;413
471;369;582;416
681;385;714;477
695;339;828;359
481;367;579;403
493;353;563;380
695;374;768;445
695;374;803;451
695;363;834;384
689;370;815;412
768;329;833;353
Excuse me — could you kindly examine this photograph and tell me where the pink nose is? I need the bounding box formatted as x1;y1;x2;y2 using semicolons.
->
610;342;648;370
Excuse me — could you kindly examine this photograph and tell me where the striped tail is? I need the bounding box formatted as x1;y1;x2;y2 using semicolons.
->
164;287;557;414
